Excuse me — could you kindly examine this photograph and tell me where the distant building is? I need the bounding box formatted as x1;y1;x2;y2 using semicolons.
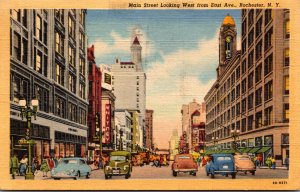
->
205;10;289;165
181;99;206;151
115;109;132;151
87;45;102;162
145;109;154;150
169;129;180;160
111;36;146;147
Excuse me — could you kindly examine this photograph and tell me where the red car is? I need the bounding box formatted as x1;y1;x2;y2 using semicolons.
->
171;154;198;177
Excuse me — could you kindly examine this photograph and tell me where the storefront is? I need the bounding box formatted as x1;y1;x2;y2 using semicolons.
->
54;131;87;158
10;119;51;165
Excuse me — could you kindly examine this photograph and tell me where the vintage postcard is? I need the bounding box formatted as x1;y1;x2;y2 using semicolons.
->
0;0;299;190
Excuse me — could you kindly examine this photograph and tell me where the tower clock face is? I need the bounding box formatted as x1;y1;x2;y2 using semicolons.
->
225;36;232;59
226;36;231;43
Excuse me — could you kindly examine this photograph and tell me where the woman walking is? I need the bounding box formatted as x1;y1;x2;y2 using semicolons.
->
40;158;50;177
19;155;28;176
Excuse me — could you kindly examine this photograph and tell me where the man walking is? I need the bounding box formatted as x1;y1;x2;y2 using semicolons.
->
284;155;289;170
10;154;19;179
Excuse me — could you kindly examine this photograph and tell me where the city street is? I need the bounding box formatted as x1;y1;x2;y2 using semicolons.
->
13;164;288;180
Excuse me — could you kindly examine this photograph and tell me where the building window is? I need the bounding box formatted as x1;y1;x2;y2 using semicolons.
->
255;40;262;60
255;87;262;106
248;72;253;89
242;39;247;55
13;32;21;61
68;102;77;122
79;83;85;99
265;9;272;26
248;29;254;47
242;19;247;37
55;32;64;55
242;59;247;74
264;28;273;51
236;66;240;80
285;20;290;39
248;9;254;27
55;64;63;86
242;98;246;113
248;93;254;110
79;57;85;75
79;31;85;50
264;80;273;101
43;21;48;45
284;48;289;66
236;102;240;116
242;79;247;94
12;76;21;103
55;9;64;24
264;135;273;146
35;50;42;74
284;103;289;122
236;84;240;98
55;96;65;118
68;45;75;67
248;51;254;68
248;115;253;131
264;106;273;125
255;16;262;37
241;118;246;132
22;38;28;65
231;89;235;102
80;10;85;27
282;134;289;145
35;15;42;41
231;106;235;118
264;54;273;76
12;9;21;22
79;108;86;125
284;76;289;95
69;74;76;93
68;16;75;39
255;111;263;128
255;64;262;83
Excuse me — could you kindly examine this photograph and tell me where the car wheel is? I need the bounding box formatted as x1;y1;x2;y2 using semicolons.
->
125;173;130;179
172;171;177;177
206;172;209;176
54;178;61;180
193;172;196;176
86;172;90;179
232;173;236;179
211;174;215;179
251;171;255;176
244;171;247;175
74;171;80;180
225;174;228;177
105;174;109;180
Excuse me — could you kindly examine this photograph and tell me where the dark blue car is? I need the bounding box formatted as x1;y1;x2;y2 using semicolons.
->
205;154;237;179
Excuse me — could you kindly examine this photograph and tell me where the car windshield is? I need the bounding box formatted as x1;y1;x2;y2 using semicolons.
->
217;156;232;161
60;159;78;164
178;156;190;159
110;156;126;161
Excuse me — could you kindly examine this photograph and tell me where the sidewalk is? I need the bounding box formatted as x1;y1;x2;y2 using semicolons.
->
258;166;288;170
12;170;52;180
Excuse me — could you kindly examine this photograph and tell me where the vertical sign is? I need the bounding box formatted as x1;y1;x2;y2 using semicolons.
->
103;104;111;144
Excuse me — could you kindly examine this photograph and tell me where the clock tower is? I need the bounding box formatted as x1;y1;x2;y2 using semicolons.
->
217;14;237;77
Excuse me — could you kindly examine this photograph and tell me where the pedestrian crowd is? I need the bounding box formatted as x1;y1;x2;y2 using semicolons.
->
10;153;59;179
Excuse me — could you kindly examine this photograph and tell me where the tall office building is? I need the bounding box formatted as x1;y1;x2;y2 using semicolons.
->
10;9;88;162
112;36;147;147
145;109;154;150
205;10;289;165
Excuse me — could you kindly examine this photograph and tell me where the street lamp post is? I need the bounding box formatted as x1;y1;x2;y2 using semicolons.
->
19;97;39;180
231;129;240;152
212;136;219;152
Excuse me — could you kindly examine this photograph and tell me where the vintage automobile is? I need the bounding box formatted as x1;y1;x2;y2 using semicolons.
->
51;157;91;180
234;154;256;175
104;151;132;179
171;154;198;177
205;154;237;179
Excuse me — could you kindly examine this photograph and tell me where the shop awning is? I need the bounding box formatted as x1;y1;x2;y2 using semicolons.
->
256;146;271;153
248;147;261;153
239;147;251;153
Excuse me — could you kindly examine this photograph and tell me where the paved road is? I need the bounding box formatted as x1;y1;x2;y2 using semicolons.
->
13;164;288;180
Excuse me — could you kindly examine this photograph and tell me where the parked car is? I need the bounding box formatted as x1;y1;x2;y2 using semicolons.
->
205;154;237;179
234;154;256;175
51;157;91;180
171;154;198;177
104;151;132;179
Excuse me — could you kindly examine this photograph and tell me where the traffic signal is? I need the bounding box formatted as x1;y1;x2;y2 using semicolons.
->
25;128;30;140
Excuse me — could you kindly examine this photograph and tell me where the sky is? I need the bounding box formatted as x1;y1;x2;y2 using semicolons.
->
86;10;241;149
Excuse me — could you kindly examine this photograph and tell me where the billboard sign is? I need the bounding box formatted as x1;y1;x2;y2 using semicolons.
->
100;64;112;91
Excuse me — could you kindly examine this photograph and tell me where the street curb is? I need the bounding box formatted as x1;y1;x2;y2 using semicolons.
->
258;166;288;170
